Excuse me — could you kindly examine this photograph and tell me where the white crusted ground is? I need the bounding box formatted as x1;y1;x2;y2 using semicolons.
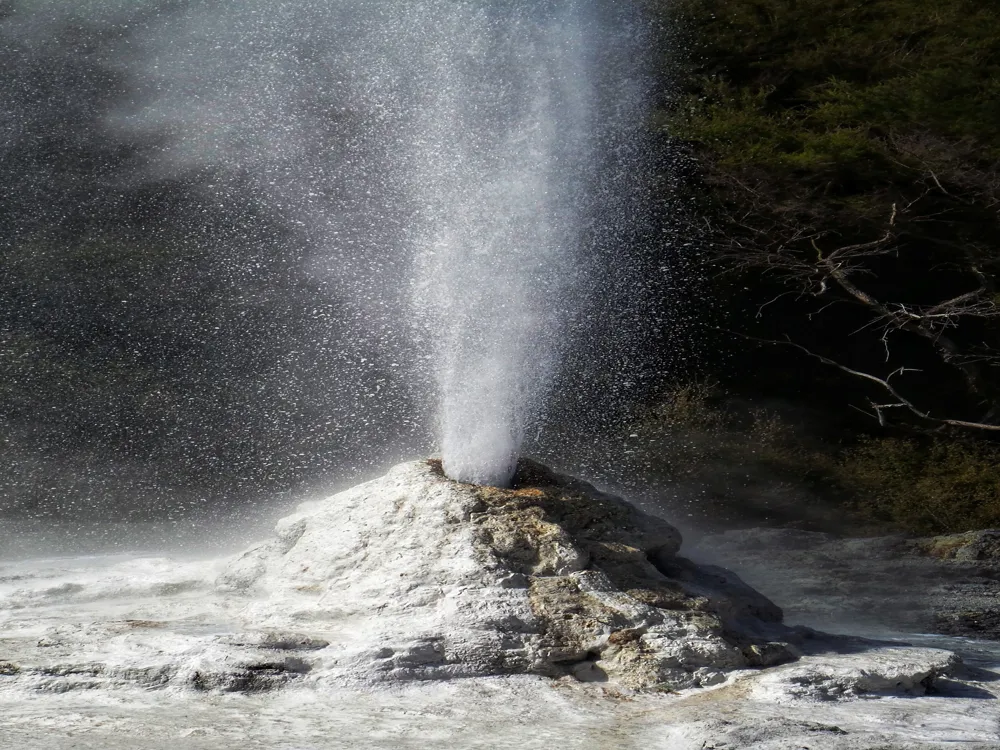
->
1;461;999;748
213;459;801;689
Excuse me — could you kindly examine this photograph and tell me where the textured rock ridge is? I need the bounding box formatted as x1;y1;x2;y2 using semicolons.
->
465;459;795;688
217;459;797;689
0;459;969;713
1;466;987;748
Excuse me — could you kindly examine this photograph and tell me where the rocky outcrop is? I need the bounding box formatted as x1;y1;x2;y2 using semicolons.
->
217;459;797;689
1;468;990;749
916;530;1000;562
0;461;965;703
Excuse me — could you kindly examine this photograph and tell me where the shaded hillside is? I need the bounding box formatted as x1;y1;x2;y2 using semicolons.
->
641;0;1000;532
652;0;1000;424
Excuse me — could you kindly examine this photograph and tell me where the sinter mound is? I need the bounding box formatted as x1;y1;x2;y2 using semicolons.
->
220;459;799;689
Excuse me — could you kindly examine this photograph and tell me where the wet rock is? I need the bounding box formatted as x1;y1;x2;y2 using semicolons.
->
934;609;1000;638
216;459;794;690
750;646;960;701
0;661;21;675
918;530;1000;562
216;631;330;651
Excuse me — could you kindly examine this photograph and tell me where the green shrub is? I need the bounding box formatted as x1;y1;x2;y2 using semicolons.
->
632;382;835;486
648;0;1000;437
634;383;1000;534
837;437;1000;534
647;379;728;432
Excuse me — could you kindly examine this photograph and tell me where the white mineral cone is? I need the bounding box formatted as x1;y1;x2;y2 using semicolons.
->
217;459;798;688
0;459;965;706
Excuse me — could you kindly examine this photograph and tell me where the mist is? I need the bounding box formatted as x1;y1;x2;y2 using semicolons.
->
0;0;687;526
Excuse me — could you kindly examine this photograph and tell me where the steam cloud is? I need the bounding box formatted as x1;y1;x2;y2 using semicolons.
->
1;0;664;509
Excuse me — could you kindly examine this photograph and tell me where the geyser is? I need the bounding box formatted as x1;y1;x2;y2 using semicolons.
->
405;1;648;486
104;0;648;489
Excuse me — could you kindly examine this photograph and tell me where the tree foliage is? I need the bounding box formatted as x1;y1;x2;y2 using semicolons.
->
654;0;1000;431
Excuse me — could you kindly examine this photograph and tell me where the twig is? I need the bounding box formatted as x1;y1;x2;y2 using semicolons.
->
726;330;1000;432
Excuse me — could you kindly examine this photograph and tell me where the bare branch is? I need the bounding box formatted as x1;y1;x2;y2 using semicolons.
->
704;168;999;415
728;331;1000;433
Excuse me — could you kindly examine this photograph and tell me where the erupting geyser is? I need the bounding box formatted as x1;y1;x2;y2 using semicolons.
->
405;1;647;486
1;6;996;747
106;0;646;486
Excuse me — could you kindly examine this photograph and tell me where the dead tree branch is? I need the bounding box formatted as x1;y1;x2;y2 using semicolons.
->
732;332;1000;432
